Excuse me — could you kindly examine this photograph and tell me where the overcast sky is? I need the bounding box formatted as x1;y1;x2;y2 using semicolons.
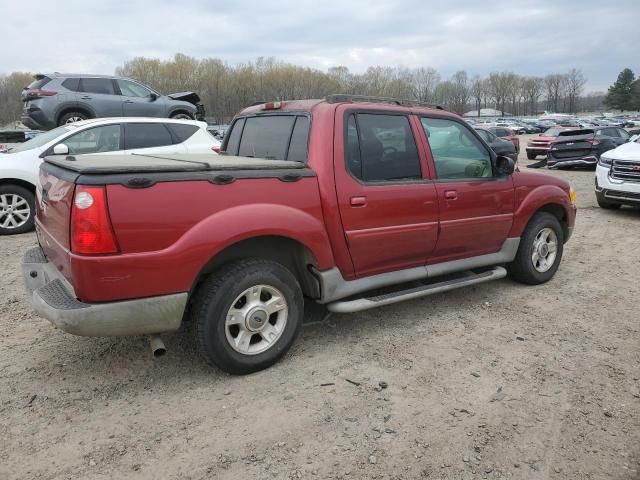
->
1;0;637;91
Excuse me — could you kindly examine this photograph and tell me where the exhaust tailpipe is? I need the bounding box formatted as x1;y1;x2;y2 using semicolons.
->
149;336;166;357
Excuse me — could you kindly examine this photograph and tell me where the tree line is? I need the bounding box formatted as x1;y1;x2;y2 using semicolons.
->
0;53;621;127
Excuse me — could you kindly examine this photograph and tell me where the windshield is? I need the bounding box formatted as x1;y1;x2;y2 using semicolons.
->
543;128;564;137
8;126;72;153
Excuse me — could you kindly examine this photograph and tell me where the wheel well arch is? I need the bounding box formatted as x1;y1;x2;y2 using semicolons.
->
0;178;36;194
533;203;569;241
190;235;321;301
56;106;93;125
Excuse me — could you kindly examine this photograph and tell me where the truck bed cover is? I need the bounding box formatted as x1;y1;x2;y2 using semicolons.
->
44;153;306;174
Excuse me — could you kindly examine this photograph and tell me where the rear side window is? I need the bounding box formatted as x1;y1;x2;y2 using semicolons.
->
167;123;199;143
225;115;310;162
62;78;80;92
27;76;51;89
125;123;173;150
346;113;421;182
81;78;116;95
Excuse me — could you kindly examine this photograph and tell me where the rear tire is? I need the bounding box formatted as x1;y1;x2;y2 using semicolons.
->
508;212;564;285
0;185;35;235
595;191;621;210
191;259;304;375
58;111;88;125
527;151;537;160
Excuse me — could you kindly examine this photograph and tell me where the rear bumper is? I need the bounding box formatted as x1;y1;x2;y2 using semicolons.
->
22;246;187;337
21;108;55;130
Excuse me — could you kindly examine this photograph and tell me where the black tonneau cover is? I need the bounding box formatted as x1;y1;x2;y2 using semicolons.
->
44;153;307;174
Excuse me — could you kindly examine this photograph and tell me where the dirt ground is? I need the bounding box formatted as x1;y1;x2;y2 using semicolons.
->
1;134;639;480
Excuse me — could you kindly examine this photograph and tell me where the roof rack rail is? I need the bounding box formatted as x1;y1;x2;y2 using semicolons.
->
325;94;443;110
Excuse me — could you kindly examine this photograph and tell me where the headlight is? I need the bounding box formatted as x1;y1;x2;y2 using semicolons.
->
599;155;612;166
569;185;577;205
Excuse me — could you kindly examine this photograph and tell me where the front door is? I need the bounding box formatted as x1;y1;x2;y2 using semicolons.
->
117;79;165;118
419;116;515;263
334;110;439;277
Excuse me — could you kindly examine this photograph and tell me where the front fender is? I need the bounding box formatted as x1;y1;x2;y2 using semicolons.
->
508;184;575;238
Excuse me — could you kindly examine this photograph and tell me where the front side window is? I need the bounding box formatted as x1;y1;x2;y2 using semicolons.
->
618;128;630;140
346;113;421;182
61;125;122;154
117;79;153;98
421;117;492;180
81;78;116;95
124;123;173;150
475;129;494;143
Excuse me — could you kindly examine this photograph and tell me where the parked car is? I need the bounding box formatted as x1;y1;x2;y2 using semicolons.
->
22;95;576;374
0;129;41;153
595;135;640;209
487;127;520;153
474;127;518;161
20;73;206;131
547;127;631;169
0;117;219;234
525;127;577;160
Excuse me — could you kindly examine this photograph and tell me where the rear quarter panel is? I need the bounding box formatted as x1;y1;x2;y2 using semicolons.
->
69;176;333;302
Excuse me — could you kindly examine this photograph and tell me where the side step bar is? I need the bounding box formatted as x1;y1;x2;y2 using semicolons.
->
326;266;507;313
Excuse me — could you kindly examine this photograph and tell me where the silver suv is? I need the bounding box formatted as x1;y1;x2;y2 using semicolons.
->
21;73;205;130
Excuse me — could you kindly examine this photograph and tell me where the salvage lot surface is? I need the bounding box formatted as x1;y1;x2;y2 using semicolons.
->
1;134;639;480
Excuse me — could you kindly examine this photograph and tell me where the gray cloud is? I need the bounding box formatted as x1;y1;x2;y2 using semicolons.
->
0;0;637;91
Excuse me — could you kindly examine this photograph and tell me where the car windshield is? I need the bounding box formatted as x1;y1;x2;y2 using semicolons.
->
7;126;72;153
543;128;563;136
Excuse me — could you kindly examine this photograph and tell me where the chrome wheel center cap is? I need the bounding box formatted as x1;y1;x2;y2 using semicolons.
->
246;307;268;331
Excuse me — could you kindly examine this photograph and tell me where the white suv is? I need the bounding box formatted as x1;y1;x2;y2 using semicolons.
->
0;117;220;235
595;134;640;209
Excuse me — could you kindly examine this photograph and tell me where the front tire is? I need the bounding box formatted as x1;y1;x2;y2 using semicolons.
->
191;259;304;375
0;185;35;235
170;112;193;120
508;212;564;285
595;191;621;210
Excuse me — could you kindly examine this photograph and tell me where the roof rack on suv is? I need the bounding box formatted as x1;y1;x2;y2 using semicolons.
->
325;94;443;110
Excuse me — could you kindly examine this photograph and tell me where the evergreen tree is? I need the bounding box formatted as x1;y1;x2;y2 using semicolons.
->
604;68;635;111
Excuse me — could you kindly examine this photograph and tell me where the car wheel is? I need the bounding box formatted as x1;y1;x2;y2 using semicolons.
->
191;259;304;375
59;111;88;125
508;212;564;285
0;185;35;235
170;112;193;120
595;190;621;210
527;152;537;160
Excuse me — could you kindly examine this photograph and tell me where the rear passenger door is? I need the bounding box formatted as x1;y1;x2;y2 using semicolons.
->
334;110;439;277
420;117;514;262
123;123;185;154
78;78;123;117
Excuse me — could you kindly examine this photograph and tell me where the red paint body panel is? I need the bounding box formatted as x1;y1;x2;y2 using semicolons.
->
35;99;576;304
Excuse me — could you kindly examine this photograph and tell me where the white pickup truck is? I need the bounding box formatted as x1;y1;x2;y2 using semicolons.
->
595;134;640;209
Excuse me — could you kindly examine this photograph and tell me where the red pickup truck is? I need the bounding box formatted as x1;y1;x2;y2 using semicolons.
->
22;96;577;374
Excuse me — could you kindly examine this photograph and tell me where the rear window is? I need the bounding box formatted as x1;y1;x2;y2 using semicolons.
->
124;123;173;150
62;78;81;92
167;123;199;143
225;115;310;162
27;76;51;89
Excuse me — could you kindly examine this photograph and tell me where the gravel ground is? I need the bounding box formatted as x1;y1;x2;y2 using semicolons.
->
1;135;639;480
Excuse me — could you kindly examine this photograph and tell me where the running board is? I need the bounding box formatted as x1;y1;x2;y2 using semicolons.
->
326;266;507;313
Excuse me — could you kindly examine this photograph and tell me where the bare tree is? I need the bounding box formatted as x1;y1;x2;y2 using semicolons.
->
565;68;587;113
521;76;543;115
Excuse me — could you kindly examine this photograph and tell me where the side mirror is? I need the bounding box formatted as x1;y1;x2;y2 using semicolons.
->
149;93;158;101
53;143;69;155
496;155;515;176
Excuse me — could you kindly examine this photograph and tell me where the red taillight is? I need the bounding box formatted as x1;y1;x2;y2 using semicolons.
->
26;89;57;97
212;146;220;153
71;186;118;255
588;138;600;146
